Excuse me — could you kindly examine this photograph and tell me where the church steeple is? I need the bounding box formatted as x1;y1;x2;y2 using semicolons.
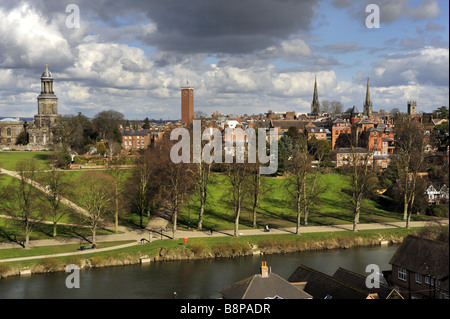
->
363;78;373;117
311;76;320;114
37;64;58;116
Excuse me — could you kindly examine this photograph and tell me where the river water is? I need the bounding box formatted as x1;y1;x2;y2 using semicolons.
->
0;244;399;299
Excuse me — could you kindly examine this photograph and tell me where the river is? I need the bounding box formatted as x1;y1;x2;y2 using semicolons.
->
0;244;399;299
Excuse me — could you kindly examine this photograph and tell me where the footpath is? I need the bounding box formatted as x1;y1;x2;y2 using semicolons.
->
0;166;448;263
0;219;448;263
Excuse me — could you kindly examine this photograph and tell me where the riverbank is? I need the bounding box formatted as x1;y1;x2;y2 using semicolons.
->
0;226;431;279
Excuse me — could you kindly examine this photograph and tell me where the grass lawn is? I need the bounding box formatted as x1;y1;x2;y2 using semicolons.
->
0;240;135;260
0;151;53;171
177;172;433;231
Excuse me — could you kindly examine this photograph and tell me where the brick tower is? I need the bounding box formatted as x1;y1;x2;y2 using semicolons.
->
181;81;194;124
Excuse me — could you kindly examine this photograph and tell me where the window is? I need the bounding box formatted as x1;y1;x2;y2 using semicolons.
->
6;128;11;136
398;268;407;281
425;276;430;284
415;273;422;284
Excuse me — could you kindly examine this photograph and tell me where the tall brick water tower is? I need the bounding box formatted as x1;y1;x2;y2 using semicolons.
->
181;81;194;124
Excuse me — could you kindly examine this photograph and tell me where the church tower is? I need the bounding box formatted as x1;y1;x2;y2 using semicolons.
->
30;64;60;146
36;64;59;125
181;81;194;124
407;101;417;117
311;76;320;114
363;78;373;117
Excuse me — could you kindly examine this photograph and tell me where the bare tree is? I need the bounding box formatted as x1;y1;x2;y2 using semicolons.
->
38;168;71;237
224;162;253;237
126;149;154;228
0;159;42;248
76;171;114;244
157;140;193;239
107;167;126;233
344;149;378;232
393;118;426;228
285;147;313;234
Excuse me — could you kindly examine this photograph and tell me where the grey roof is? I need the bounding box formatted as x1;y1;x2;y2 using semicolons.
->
351;105;359;114
332;268;403;299
288;264;373;299
219;273;312;299
41;65;53;79
389;235;449;281
122;129;152;136
269;120;307;130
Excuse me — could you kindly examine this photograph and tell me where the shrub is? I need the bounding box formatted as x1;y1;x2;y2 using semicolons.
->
0;264;11;278
41;258;60;271
189;241;209;256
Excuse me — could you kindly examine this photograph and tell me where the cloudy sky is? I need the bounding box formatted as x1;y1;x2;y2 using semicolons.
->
0;0;448;120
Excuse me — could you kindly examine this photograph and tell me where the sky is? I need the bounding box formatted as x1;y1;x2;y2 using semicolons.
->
0;0;448;120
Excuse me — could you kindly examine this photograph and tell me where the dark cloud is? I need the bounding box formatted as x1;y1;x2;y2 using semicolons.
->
138;0;320;54
5;0;320;54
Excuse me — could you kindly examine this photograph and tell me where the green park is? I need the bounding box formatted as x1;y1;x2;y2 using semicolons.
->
0;150;447;276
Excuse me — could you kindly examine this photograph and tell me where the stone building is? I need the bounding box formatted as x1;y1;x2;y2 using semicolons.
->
0;64;61;148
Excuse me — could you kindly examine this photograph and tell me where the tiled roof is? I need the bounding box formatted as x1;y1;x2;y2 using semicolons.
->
219;273;312;299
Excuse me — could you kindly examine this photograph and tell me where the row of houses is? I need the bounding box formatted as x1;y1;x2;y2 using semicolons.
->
218;235;449;299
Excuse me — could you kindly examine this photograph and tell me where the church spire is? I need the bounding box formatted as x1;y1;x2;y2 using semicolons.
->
363;78;373;117
311;76;320;114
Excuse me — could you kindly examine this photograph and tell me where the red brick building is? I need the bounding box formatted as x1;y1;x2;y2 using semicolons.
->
331;119;352;150
385;235;449;299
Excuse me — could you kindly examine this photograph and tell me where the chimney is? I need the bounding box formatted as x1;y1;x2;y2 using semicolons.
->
260;261;269;278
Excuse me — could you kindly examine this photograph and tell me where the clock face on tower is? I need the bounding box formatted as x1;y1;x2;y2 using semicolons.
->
190;92;193;96
183;91;188;96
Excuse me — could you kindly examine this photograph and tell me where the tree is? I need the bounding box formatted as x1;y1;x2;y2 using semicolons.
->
15;130;29;145
125;149;155;228
321;100;343;115
345;150;378;232
191;152;212;231
224;162;253;237
38;168;71;237
107;167;126;233
393;117;426;228
97;142;106;156
0;159;42;248
106;140;122;162
76;171;114;244
92;110;124;143
143;117;151;129
157;140;193;239
285;148;312;234
54;113;98;154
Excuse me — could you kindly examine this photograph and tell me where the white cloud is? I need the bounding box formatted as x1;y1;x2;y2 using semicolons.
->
0;4;73;68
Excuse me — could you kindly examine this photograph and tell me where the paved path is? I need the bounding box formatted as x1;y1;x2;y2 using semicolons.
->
1;219;447;263
1;167;448;263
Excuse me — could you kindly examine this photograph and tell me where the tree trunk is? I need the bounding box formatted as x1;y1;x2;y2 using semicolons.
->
24;220;30;249
234;190;241;237
296;193;302;235
252;192;259;229
353;200;361;232
92;227;97;245
234;205;241;238
198;188;206;230
403;193;408;221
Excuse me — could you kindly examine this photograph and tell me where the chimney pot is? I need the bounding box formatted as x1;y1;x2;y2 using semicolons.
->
261;261;269;278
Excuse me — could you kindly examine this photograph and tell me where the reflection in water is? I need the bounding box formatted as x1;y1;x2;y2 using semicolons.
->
0;245;399;299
